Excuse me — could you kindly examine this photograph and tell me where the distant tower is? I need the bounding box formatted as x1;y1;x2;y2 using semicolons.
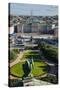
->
31;10;33;17
30;10;33;22
30;10;33;34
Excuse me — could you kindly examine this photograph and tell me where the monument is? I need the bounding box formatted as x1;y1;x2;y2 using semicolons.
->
22;57;34;79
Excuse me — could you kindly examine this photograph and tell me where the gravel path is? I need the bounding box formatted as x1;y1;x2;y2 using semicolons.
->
24;78;51;86
10;51;24;68
9;51;25;79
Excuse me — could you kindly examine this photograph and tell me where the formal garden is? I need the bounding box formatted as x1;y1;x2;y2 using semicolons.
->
10;50;49;79
9;43;58;86
20;50;41;60
10;61;48;78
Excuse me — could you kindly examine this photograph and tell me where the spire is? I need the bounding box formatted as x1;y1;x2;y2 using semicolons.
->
31;10;33;16
30;10;33;23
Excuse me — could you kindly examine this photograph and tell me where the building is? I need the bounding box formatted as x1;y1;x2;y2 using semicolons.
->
9;16;58;47
9;17;52;35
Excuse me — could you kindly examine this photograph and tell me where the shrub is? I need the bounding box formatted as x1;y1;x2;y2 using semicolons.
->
9;48;19;62
40;44;58;63
40;75;58;84
9;79;23;87
13;48;19;54
10;50;17;61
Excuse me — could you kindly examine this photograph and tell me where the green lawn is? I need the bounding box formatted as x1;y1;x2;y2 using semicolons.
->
32;62;48;76
10;61;48;78
10;62;24;77
21;50;41;60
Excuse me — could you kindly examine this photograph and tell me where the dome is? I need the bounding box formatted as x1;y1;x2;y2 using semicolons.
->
26;17;40;24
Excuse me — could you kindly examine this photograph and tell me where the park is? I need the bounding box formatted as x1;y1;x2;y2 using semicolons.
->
9;43;58;86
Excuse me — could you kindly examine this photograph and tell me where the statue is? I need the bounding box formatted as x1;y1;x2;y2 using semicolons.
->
29;57;34;77
22;57;34;79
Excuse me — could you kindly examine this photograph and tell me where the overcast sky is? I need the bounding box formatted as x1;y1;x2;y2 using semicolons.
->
9;3;58;16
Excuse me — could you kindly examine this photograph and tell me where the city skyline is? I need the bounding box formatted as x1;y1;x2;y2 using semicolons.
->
10;3;58;16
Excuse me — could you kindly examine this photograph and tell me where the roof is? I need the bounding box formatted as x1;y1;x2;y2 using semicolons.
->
26;17;40;24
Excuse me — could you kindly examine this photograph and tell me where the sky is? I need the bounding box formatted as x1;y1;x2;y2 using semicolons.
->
9;3;58;16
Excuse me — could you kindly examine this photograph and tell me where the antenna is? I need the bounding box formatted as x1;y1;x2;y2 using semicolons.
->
31;10;33;16
30;10;33;35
